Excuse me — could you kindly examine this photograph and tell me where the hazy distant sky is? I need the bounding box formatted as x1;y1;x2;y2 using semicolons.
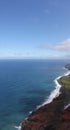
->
0;0;70;59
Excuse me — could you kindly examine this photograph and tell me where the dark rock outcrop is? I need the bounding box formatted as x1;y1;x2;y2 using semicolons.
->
65;64;70;70
58;106;70;130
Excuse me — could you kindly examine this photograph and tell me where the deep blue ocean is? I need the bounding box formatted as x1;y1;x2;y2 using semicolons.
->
0;59;69;130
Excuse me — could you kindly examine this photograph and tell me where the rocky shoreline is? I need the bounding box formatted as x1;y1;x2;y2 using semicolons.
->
65;64;70;70
21;64;70;130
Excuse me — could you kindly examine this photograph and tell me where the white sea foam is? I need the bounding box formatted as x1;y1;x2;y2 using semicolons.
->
64;103;70;110
29;111;32;114
62;67;68;70
64;71;70;76
14;125;21;130
37;70;70;109
37;76;61;108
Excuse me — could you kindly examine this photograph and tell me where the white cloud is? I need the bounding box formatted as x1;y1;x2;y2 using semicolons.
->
38;38;70;59
52;39;70;51
39;39;70;51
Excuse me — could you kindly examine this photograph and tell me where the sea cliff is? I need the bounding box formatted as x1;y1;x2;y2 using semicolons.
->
21;64;70;130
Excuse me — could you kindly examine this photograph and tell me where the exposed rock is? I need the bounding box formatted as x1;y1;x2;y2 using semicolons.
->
58;106;70;130
65;64;70;70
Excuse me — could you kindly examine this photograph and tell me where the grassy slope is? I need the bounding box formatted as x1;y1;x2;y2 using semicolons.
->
60;74;70;90
59;74;70;105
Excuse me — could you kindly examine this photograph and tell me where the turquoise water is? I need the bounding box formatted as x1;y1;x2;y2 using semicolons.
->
0;59;69;130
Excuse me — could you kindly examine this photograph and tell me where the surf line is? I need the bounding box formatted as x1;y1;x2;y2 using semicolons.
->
37;71;70;109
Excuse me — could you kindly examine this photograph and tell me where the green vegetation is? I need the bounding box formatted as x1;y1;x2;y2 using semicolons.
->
60;74;70;105
60;75;70;90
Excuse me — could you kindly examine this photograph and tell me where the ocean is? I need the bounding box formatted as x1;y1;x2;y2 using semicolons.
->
0;59;69;130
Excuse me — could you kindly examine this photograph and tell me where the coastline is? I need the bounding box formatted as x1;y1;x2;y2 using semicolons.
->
37;70;70;108
20;65;70;130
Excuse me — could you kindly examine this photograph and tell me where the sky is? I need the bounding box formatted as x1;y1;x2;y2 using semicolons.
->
0;0;70;59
